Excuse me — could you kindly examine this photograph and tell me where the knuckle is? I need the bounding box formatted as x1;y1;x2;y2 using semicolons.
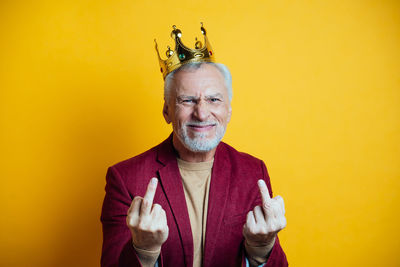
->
142;199;149;207
153;203;161;211
263;202;271;210
269;222;277;232
132;197;142;206
158;225;168;234
133;196;142;201
249;226;259;236
258;228;267;235
137;219;148;230
149;225;157;233
126;215;137;227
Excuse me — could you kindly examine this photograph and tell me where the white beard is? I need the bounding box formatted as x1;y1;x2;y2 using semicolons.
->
176;121;226;152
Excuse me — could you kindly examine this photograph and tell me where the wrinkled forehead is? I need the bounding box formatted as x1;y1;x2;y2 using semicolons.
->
171;65;228;97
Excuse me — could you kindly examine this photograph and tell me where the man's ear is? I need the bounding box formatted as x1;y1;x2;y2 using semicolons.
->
163;101;171;124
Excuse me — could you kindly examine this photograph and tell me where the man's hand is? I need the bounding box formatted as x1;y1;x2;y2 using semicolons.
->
126;178;169;252
243;179;286;255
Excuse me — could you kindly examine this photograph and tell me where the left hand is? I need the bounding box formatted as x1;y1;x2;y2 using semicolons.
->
243;179;287;249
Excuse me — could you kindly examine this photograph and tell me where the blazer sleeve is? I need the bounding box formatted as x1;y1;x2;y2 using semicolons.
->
100;167;164;267
241;161;288;267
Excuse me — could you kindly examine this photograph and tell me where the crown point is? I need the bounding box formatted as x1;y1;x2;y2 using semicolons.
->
166;46;174;57
171;27;182;39
195;38;203;49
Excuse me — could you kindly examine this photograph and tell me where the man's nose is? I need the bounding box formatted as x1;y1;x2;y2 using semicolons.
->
193;100;210;121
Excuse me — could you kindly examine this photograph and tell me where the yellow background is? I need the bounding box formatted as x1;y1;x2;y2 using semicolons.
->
1;1;399;266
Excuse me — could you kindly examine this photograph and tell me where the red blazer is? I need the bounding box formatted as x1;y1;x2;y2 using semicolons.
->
101;135;288;267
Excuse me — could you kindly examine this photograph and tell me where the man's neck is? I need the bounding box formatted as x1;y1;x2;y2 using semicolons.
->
172;134;216;163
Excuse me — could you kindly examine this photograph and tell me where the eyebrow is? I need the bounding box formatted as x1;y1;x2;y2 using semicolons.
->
206;93;224;99
177;95;197;100
177;93;224;100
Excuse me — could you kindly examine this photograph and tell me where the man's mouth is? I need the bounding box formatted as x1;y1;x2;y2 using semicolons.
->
186;123;217;132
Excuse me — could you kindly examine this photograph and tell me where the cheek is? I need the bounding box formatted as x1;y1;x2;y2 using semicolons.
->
174;107;192;124
213;108;231;124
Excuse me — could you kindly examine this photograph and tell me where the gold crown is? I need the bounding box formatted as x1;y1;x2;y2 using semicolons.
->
155;23;216;79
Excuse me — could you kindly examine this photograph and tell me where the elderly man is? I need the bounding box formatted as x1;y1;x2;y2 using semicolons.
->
101;24;288;267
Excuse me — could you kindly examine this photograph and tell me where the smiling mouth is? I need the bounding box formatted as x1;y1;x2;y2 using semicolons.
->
186;123;217;132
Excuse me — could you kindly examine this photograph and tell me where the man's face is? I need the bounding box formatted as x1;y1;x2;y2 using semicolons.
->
163;64;232;152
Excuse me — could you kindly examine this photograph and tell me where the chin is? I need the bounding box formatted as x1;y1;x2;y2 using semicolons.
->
174;123;227;153
180;132;225;153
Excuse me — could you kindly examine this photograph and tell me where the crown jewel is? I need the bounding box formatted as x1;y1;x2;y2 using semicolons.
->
155;23;216;79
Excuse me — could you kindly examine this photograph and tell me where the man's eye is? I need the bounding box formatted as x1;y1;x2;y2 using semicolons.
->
210;98;220;102
182;99;195;103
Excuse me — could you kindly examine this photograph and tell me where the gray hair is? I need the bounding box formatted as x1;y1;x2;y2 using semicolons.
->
164;62;233;103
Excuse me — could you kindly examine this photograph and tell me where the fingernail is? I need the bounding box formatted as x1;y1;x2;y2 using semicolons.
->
151;177;158;185
258;179;264;186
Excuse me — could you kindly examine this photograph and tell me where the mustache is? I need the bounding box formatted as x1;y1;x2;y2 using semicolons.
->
184;121;218;127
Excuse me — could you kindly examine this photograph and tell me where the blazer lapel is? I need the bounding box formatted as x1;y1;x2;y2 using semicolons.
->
156;136;194;267
203;143;232;266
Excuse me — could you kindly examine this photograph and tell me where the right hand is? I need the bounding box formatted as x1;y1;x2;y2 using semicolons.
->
126;177;169;251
